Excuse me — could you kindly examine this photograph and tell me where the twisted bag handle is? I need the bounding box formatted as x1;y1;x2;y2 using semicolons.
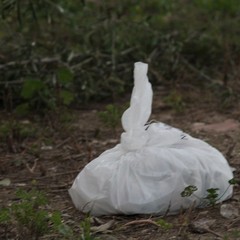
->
121;62;153;151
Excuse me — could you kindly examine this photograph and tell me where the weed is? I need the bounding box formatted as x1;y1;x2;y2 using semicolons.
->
51;211;74;239
204;188;219;206
181;178;237;207
98;104;126;134
0;189;75;240
0;189;49;239
80;215;95;240
156;219;173;230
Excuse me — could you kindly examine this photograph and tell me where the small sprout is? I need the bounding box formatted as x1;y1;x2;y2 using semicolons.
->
204;188;219;206
80;214;95;240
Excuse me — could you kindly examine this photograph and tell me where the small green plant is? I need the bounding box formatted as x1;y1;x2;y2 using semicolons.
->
0;189;75;240
181;178;237;207
51;211;74;239
0;208;11;238
0;189;49;239
156;219;173;230
204;188;219;206
98;104;125;134
80;214;95;240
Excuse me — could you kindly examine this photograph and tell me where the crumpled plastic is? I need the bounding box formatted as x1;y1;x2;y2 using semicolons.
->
69;62;233;216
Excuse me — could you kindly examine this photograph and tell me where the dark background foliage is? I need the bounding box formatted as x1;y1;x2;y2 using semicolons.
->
1;0;240;113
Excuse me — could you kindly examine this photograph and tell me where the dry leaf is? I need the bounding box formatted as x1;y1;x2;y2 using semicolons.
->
91;220;115;233
189;218;216;234
0;178;11;186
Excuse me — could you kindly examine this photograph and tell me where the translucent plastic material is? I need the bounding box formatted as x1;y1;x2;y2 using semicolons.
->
69;62;233;216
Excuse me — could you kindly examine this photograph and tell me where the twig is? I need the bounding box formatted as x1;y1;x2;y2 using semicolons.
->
70;56;93;69
202;228;223;238
0;57;60;70
121;219;160;228
177;201;196;236
34;183;69;188
36;170;80;179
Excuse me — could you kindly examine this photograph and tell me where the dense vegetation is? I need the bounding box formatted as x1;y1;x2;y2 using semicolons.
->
1;0;240;113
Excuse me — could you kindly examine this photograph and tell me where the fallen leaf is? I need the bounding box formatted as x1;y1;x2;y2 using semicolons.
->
189;218;216;234
0;178;11;186
91;220;115;233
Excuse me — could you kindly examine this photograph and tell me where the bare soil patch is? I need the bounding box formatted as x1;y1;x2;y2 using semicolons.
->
0;91;240;240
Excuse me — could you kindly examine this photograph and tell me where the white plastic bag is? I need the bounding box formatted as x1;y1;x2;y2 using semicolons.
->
69;62;233;216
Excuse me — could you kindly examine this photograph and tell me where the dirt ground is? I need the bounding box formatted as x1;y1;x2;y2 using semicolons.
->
0;88;240;240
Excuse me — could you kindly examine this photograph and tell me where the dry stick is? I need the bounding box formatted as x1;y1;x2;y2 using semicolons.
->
55;137;71;149
203;228;223;239
70;56;93;69
0;57;60;70
177;201;196;236
121;219;160;228
35;183;69;188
